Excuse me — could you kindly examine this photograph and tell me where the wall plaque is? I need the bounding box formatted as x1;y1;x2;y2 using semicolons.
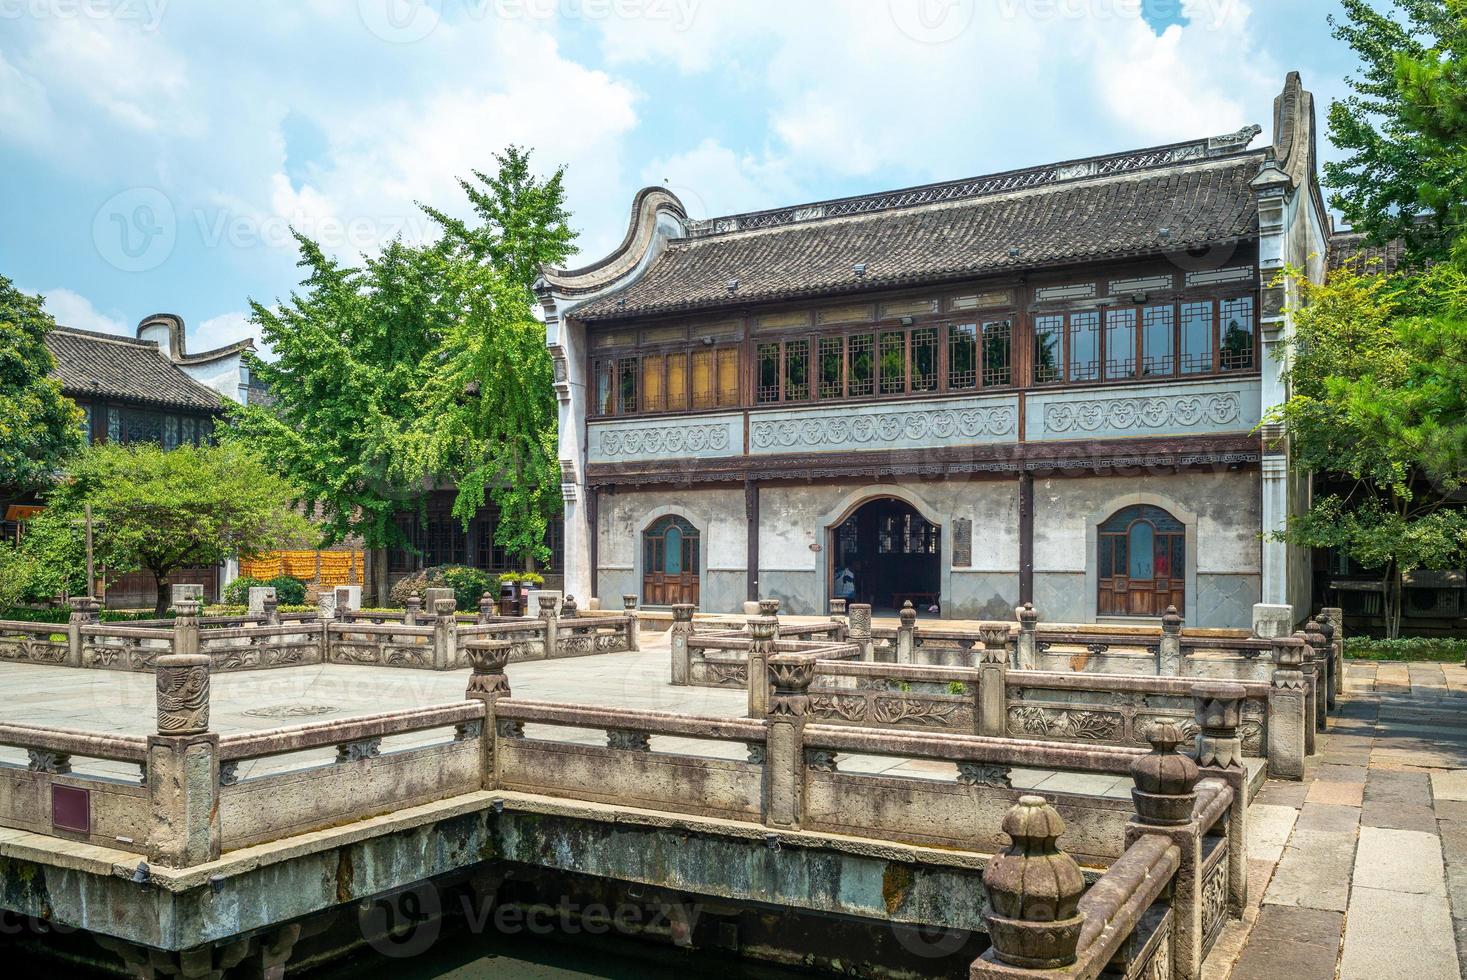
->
953;518;972;568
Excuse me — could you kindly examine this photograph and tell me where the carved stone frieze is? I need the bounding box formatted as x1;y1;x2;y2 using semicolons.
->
1200;844;1230;956
751;404;1015;450
957;762;1011;788
871;695;960;727
156;654;210;735
1042;392;1240;435
598;423;731;457
809;693;868;723
1008;704;1123;741
806;749;839;772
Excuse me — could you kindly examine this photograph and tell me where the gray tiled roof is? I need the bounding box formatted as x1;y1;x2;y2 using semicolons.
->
576;154;1264;320
1326;232;1406;276
45;327;224;410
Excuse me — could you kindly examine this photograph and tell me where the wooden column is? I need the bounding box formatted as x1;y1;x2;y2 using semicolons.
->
745;479;760;603
1018;471;1034;604
588;486;600;602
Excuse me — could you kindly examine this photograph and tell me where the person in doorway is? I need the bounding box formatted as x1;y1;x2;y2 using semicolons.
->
834;562;856;604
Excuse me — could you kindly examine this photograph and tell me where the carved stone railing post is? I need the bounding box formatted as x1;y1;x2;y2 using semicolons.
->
1267;636;1307;780
538;594;560;658
1193;681;1248;916
148;648;219;867
1306;618;1330;729
747;598;780;717
1317;610;1338;710
763;652;814;831
1298;624;1320;754
478;591;497;624
464;639;510;789
848;603;873;661
1128;721;1202;979
1321;605;1344;706
896;601;916;664
976;796;1086;973
1158;604;1183;676
561;594;579;619
172;598;201;658
404;593;422;627
622;594;641;651
828;598;849;643
431;598;458;670
978;622;1010;737
66;595;99;667
1015;602;1038;670
669;603;695;685
262;593;280;627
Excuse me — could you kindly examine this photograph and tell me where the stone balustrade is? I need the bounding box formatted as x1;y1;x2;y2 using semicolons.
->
0;592;642;676
804;632;1315;781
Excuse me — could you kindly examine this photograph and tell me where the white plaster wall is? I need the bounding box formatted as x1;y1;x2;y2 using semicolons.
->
598;487;748;573
1033;470;1260;575
180;353;248;403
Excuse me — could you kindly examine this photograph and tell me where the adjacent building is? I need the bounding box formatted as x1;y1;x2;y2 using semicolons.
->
538;73;1331;627
2;313;255;604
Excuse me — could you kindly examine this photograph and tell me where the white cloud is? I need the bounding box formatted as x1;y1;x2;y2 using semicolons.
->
193;310;259;354
640;138;797;220
39;288;127;335
0;50;53;147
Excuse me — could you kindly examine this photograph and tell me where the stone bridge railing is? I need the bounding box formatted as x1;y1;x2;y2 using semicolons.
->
0;635;1247;978
0;591;641;675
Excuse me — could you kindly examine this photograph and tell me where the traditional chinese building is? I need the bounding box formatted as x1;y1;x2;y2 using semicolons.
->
538;73;1328;627
2;313;255;603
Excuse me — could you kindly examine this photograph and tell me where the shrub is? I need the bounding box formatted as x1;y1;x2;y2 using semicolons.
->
495;571;545;588
441;566;494;612
1344;635;1467;662
389;565;497;611
222;575;307;606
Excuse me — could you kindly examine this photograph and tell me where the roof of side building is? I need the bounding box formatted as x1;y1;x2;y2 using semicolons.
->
44;327;226;411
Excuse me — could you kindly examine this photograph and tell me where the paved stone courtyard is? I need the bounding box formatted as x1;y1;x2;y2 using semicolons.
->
2;636;1464;978
1208;660;1467;980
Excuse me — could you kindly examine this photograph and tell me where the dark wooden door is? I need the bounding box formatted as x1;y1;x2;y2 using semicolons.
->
1098;507;1184;617
643;516;700;606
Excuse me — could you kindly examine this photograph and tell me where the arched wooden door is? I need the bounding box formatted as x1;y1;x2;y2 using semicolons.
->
1097;505;1185;616
643;515;700;605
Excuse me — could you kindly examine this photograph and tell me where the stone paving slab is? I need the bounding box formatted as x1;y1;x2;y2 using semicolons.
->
1261;828;1357;912
1228;906;1343;980
1339;886;1460;980
1352;826;1447;895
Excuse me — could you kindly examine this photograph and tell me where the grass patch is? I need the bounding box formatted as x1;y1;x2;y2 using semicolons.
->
1345;636;1467;662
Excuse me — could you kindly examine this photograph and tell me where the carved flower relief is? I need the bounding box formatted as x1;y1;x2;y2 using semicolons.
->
1044;393;1242;435
600;424;729;457
748;405;1014;450
1008;704;1123;741
810;693;868;722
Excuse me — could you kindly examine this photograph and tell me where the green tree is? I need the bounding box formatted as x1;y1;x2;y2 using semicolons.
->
227;238;451;552
420;145;577;299
43;442;316;614
407;146;574;569
0;275;84;489
1326;0;1467;263
1268;261;1467;636
231;147;574;576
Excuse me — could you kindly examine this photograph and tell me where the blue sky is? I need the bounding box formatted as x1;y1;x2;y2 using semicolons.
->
0;0;1360;354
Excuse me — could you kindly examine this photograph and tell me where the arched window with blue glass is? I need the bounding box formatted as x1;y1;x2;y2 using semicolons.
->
643;515;700;606
1097;505;1185;617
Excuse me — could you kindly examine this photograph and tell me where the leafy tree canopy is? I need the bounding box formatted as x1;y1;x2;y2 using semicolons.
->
1269;260;1467;635
0;274;84;489
230;147;574;570
1326;0;1467;263
40;442;316;614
